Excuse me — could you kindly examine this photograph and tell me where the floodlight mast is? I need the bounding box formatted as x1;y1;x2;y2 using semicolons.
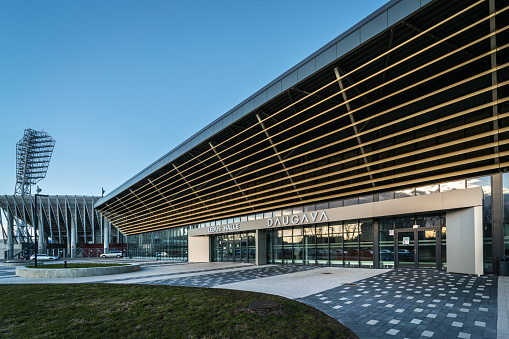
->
14;129;56;196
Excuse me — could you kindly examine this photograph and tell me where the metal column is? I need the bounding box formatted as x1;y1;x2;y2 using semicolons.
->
7;209;14;259
104;217;110;253
70;212;77;258
38;198;46;253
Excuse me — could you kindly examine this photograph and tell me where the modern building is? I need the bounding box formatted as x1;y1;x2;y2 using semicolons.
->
95;0;509;275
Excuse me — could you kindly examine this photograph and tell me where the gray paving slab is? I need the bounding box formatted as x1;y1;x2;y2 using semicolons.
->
498;276;509;339
299;269;499;339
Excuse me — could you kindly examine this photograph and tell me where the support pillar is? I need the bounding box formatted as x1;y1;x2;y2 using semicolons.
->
104;218;110;253
7;209;14;260
373;220;380;269
38;203;46;253
71;216;77;258
255;229;267;265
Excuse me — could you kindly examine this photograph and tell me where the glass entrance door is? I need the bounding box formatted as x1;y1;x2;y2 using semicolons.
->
417;229;437;268
397;232;415;268
227;241;234;261
395;228;439;269
240;240;247;262
234;241;241;261
213;234;254;263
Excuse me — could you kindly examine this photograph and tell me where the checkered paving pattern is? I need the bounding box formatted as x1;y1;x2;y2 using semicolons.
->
100;263;253;283
299;270;497;339
102;264;318;287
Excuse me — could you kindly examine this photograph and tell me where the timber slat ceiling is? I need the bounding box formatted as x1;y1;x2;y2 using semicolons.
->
97;0;509;236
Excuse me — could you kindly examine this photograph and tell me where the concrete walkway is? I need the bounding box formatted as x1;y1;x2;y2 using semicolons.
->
1;259;508;339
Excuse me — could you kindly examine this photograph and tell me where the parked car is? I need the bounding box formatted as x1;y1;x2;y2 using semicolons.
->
101;250;123;258
29;254;59;260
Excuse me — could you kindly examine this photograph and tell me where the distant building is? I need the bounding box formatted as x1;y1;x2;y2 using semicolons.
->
0;195;122;259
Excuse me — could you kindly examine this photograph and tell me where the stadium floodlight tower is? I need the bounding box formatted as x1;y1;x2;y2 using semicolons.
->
14;129;56;196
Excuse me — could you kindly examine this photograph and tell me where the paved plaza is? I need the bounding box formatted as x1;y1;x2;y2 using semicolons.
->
1;259;508;339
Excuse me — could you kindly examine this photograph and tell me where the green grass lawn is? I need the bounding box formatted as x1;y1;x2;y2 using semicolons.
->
26;263;129;269
0;284;354;338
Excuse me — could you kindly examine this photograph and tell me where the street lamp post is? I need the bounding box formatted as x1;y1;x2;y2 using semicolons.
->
33;191;49;268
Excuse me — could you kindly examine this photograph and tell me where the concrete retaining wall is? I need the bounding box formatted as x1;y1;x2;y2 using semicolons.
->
15;263;141;278
1;261;28;266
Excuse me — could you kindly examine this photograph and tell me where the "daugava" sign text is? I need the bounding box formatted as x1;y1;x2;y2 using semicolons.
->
267;211;329;227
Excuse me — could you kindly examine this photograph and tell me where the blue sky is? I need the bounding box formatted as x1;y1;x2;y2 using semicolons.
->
0;0;388;197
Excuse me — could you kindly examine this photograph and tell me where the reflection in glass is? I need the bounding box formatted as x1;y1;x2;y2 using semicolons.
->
248;232;256;261
415;185;439;195
360;220;373;267
329;200;342;208
398;232;414;268
418;230;436;268
416;215;440;227
379;231;394;268
293;246;303;264
395;216;414;229
344;198;358;206
329;223;343;266
293;206;304;214
304;226;316;265
316;202;328;210
344;221;359;267
283;227;292;264
440;180;465;192
267;231;273;263
293;227;303;264
378;191;394;201
316;225;328;265
380;218;394;230
467;176;491;194
283;228;292;238
395;189;414;199
359;195;373;204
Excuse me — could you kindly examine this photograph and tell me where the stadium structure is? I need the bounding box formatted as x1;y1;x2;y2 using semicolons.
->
94;0;508;274
1;129;122;259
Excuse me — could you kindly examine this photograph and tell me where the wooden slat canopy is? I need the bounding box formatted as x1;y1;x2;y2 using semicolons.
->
97;0;509;236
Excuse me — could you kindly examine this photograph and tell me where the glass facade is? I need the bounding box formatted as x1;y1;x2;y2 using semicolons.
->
211;231;255;263
125;175;497;273
379;214;445;269
266;220;374;267
126;225;195;261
